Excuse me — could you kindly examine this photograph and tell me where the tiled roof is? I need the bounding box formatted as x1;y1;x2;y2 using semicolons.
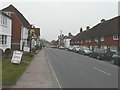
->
2;4;30;28
73;16;120;41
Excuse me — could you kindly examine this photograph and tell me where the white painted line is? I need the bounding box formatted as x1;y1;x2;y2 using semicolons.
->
48;60;62;88
93;67;112;76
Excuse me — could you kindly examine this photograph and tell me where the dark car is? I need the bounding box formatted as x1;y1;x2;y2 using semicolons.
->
111;51;120;65
89;49;114;60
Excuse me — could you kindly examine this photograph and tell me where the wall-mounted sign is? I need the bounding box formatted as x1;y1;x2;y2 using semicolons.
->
11;50;23;64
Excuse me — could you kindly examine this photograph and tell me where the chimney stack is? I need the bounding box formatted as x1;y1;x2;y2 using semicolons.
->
101;19;105;23
80;27;83;33
68;33;72;37
86;26;90;30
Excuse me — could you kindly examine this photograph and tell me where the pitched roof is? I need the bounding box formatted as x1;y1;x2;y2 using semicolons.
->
63;35;74;39
0;11;12;19
73;16;119;41
2;4;30;28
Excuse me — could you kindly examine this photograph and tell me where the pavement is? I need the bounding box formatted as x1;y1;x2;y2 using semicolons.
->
12;48;55;88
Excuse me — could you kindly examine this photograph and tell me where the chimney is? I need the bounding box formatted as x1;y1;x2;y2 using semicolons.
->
62;34;64;37
68;33;72;36
101;19;105;23
86;26;90;30
80;27;83;32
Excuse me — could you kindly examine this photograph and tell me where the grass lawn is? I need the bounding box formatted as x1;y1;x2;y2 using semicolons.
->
2;54;33;87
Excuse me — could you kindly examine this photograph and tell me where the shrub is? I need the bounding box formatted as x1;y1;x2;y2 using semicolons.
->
31;48;36;54
39;45;42;50
23;52;33;57
0;49;3;56
5;48;11;55
35;45;40;50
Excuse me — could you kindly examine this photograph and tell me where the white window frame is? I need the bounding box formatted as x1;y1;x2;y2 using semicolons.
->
88;39;91;42
1;15;7;27
95;38;98;42
0;15;2;25
100;36;104;41
113;34;118;40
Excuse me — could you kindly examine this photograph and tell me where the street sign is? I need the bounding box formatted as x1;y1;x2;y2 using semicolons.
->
11;50;23;64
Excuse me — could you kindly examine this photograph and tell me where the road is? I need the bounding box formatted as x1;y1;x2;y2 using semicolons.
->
45;48;118;88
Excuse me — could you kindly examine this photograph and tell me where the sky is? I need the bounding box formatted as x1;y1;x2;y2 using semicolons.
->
0;0;119;41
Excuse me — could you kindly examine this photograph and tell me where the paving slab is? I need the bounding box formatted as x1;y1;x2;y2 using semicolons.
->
12;49;55;88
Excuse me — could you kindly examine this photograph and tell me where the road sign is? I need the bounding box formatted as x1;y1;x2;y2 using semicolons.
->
11;50;23;64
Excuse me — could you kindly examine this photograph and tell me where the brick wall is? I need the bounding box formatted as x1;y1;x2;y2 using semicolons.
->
11;13;22;50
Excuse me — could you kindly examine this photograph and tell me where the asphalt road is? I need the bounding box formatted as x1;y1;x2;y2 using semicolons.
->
45;48;119;88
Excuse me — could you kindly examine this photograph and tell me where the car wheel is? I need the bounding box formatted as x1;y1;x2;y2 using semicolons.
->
111;59;115;64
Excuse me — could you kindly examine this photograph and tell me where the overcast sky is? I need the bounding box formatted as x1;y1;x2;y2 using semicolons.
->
0;0;119;41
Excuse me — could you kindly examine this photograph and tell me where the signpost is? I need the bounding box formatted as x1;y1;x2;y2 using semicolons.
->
11;50;23;65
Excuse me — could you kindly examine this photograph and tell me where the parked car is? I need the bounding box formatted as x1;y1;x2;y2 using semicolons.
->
89;49;115;60
67;46;74;51
111;51;120;65
72;45;80;52
74;46;81;53
78;47;92;55
59;46;66;50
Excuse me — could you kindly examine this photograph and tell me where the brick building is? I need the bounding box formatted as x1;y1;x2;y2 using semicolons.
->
70;16;120;52
2;5;30;50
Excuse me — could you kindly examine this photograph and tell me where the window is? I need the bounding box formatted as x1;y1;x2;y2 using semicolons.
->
5;35;7;44
95;37;98;42
88;39;91;42
113;34;118;40
2;35;7;45
1;15;7;27
101;36;104;41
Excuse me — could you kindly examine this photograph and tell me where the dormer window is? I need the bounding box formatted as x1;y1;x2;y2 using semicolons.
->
113;34;118;40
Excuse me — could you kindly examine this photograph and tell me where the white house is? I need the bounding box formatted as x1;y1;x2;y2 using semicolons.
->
63;33;74;48
20;26;29;50
0;11;12;52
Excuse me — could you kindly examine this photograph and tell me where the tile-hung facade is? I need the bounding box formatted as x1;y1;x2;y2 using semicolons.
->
0;11;12;52
2;5;30;50
70;16;120;52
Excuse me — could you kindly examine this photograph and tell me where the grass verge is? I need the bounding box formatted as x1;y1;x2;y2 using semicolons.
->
2;53;33;87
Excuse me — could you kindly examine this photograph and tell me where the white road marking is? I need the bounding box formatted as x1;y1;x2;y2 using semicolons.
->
44;49;62;88
93;67;112;76
48;60;62;88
